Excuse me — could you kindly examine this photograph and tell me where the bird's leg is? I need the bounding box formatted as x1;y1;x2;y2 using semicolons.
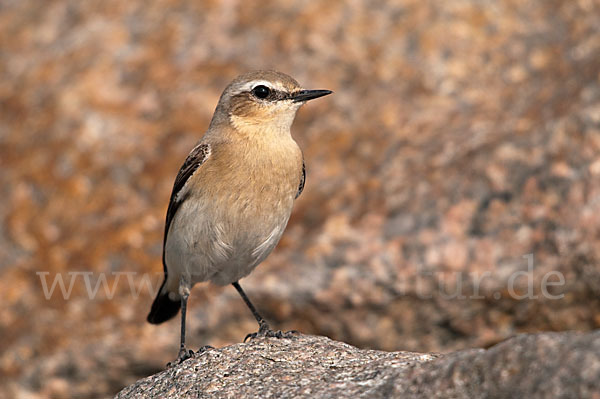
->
232;281;271;332
168;276;194;367
232;281;298;341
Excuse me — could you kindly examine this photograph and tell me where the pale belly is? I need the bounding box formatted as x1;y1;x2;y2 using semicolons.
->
164;192;294;291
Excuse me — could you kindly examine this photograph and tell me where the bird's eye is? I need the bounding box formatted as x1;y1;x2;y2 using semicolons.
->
252;85;271;99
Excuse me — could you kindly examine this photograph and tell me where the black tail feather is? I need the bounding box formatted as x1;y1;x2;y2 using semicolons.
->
147;282;180;324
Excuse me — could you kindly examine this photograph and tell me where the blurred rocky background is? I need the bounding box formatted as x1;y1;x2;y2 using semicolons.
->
1;0;599;397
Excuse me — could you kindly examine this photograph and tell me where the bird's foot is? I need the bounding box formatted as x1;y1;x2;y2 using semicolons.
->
167;347;194;368
196;345;214;354
244;323;299;342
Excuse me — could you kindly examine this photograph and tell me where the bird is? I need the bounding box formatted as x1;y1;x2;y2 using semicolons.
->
147;70;332;364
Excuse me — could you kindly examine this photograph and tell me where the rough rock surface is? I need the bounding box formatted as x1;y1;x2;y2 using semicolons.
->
116;331;600;399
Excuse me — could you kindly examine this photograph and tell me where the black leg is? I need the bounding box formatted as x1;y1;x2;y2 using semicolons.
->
232;281;270;332
179;291;189;350
168;292;194;367
232;281;299;341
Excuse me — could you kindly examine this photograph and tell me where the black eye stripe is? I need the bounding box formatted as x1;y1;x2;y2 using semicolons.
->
272;90;291;101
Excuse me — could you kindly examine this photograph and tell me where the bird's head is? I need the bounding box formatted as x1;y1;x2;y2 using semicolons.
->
210;70;332;137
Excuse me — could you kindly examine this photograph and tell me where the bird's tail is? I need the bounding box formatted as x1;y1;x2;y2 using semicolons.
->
147;280;180;324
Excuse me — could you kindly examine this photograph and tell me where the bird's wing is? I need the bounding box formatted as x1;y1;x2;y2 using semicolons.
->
162;142;211;266
295;159;305;199
147;142;211;324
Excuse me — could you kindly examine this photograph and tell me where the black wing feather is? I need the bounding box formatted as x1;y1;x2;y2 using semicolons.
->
147;142;210;324
296;160;305;199
163;142;211;248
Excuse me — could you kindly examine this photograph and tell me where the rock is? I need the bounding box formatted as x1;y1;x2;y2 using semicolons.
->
116;331;600;398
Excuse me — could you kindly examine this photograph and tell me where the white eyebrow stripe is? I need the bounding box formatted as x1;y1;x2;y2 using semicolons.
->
231;80;287;95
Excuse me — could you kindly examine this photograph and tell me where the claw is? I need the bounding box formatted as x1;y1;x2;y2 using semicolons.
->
244;329;299;342
167;347;194;368
196;345;214;354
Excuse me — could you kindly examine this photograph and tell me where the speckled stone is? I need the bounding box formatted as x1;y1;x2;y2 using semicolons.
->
116;331;600;399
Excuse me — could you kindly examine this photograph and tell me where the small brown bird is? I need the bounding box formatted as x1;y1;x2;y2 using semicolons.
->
147;70;332;364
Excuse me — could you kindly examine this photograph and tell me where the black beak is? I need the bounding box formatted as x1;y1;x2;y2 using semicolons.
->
291;89;333;103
